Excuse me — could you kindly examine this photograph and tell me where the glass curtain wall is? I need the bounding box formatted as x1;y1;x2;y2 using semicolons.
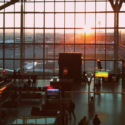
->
0;0;124;78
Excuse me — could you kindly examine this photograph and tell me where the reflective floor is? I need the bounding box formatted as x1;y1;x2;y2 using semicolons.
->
1;78;125;125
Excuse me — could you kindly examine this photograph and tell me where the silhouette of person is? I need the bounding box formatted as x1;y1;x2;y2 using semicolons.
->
93;114;101;125
68;100;76;120
27;79;31;86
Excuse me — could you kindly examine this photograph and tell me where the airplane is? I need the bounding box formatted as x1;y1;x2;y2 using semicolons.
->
0;39;14;43
0;61;52;74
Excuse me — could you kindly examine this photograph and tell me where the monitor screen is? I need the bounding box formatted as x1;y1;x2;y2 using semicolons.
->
95;71;109;77
46;89;60;98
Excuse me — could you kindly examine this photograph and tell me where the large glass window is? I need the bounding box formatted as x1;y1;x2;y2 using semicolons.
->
0;0;120;77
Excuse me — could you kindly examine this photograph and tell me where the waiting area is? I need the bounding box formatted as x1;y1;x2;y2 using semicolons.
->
0;77;124;125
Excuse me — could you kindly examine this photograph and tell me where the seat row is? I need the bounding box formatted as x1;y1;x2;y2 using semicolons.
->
2;101;19;109
42;102;69;111
20;93;41;100
13;86;47;91
31;110;58;116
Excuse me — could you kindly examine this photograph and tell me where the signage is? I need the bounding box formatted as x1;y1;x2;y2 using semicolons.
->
2;70;6;74
95;71;109;77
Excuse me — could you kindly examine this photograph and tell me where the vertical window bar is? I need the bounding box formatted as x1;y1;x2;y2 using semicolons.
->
64;0;65;52
43;0;45;79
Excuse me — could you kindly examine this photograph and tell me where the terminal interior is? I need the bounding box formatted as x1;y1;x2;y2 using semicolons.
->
0;0;125;125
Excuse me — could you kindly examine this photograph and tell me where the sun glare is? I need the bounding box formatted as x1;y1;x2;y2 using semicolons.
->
83;25;92;33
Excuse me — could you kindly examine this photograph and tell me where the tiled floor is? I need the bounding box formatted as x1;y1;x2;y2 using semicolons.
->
1;78;125;125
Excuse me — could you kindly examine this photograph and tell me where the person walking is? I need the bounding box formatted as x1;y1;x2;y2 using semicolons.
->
68;100;76;120
93;114;101;125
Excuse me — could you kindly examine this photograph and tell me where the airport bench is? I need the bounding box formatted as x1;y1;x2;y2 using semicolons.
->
31;110;58;116
42;102;69;111
2;101;19;110
20;93;42;100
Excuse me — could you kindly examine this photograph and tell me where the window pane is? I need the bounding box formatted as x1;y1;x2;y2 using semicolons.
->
75;29;84;44
35;14;44;27
96;13;105;28
107;13;114;27
65;14;74;28
0;60;3;73
119;29;125;46
0;14;3;27
85;45;95;59
86;2;95;12
55;29;64;44
54;60;59;75
55;14;64;28
25;14;34;27
24;29;34;43
106;45;114;60
65;29;74;44
45;45;54;59
5;44;14;58
5;29;14;41
35;2;44;12
15;14;20;27
75;14;85;28
120;2;125;11
96;45;105;60
65;45;74;52
106;61;114;72
65;2;74;12
5;60;13;71
119;13;125;27
14;60;20;70
5;14;14;27
25;3;34;12
23;60;34;74
0;45;3;58
75;45;84;58
96;2;105;12
35;29;43;43
45;14;54;28
35;45;43;59
107;2;113;11
0;29;3;42
15;29;20;43
45;2;54;12
86;13;95;28
76;2;85;12
106;29;114;44
23;45;33;59
44;60;54;75
96;29;105;44
32;60;43;75
5;4;14;12
15;2;21;12
85;61;95;73
86;29;95;44
15;44;20;59
55;45;64;59
45;29;54;43
55;2;64;12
